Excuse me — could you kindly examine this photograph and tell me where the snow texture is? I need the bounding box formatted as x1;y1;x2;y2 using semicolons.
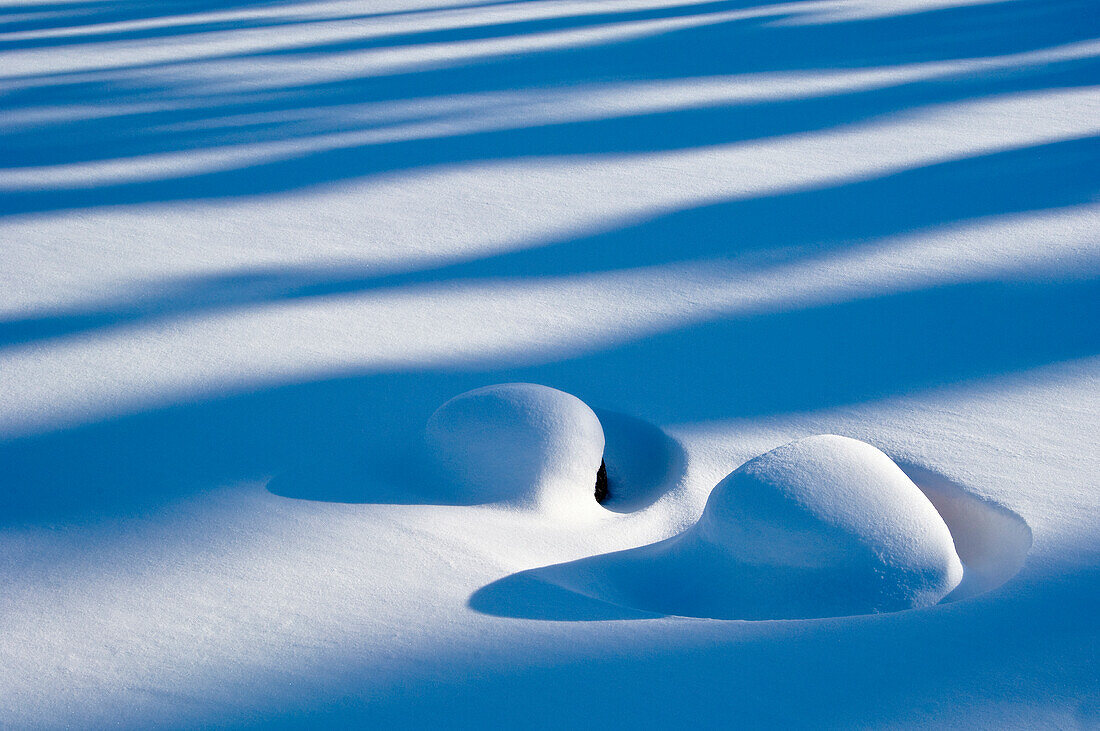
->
0;0;1098;726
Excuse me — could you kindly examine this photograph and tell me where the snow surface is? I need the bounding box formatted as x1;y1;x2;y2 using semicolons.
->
1;0;1099;726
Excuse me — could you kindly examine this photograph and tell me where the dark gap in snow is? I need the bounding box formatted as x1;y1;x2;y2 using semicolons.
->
595;459;608;504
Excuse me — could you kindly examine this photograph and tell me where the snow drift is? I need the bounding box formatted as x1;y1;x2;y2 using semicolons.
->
483;435;967;620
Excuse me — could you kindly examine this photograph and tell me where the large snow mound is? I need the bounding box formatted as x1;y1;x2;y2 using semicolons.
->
687;435;964;615
425;383;605;517
516;435;966;620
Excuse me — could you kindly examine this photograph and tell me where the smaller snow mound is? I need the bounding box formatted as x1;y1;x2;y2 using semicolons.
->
426;383;605;517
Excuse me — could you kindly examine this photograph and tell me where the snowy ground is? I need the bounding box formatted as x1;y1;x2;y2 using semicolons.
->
1;0;1099;726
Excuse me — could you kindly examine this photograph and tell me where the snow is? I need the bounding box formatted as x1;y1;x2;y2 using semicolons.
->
671;434;965;617
1;0;1098;726
426;383;605;515
478;435;967;620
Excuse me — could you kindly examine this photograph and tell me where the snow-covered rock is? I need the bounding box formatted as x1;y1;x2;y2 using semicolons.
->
425;383;606;517
695;435;963;611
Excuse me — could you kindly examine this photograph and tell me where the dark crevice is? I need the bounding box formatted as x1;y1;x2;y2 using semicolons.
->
594;459;608;504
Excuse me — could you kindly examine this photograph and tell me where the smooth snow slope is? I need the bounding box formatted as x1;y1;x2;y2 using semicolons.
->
1;0;1099;727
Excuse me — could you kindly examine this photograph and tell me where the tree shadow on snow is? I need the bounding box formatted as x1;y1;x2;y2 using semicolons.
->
0;0;1096;538
1;134;1097;350
1;0;1097;216
0;274;1095;526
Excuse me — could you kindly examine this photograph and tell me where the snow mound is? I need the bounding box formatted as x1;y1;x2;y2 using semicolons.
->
425;384;605;517
681;435;965;616
503;435;966;620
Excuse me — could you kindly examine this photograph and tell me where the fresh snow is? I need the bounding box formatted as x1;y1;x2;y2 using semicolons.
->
1;0;1099;727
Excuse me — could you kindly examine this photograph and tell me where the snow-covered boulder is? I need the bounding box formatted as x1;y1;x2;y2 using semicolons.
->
579;435;964;619
425;384;606;517
693;434;962;613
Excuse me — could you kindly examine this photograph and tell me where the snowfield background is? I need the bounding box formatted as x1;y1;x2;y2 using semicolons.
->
1;0;1098;726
